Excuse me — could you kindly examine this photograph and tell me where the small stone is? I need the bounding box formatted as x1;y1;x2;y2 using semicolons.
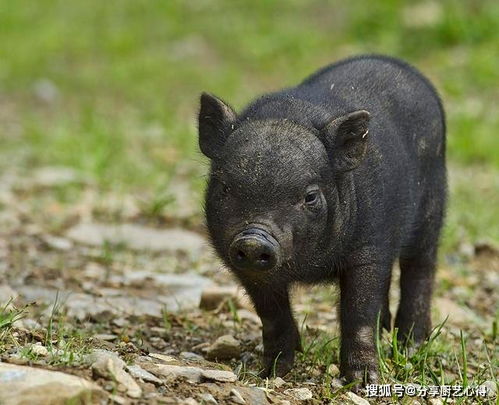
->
327;364;340;377
0;363;105;403
345;391;369;405
86;349;125;370
42;235;73;251
458;242;474;258
434;297;482;327
145;364;203;383
237;309;262;326
279;402;291;405
201;368;237;383
18;318;43;330
93;334;118;341
31;166;81;188
150;326;168;335
30;343;49;357
89;350;141;398
109;394;128;404
66;223;206;254
33;79;59;103
284;388;313;401
180;351;204;362
180;399;199;405
237;387;268;405
230;388;246;404
0;284;18;303
205;335;241;360
148;353;176;363
127;364;162;385
200;285;239;310
113;318;128;327
402;2;442;28
199;393;218;405
273;377;286;388
330;378;344;389
480;380;497;397
428;399;443;405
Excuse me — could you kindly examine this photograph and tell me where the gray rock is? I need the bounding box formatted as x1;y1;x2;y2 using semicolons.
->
66;223;206;253
180;399;199;405
199;393;218;405
272;377;286;388
0;363;105;404
93;334;117;341
15;273;210;319
108;394;128;405
127;364;162;385
201;369;237;383
205;335;241;360
148;353;176;363
0;284;18;304
15;318;43;330
230;388;246;404
87;349;125;371
33;79;59;104
31;166;82;188
29;343;49;357
284;388;313;401
89;350;142;399
42;235;73;251
146;364;203;383
124;271;212;312
144;363;237;384
480;380;497;397
180;351;204;362
434;297;482;327
200;285;239;310
327;364;340;377
402;2;442;28
345;391;370;405
236;309;262;326
330;378;344;389
236;387;268;405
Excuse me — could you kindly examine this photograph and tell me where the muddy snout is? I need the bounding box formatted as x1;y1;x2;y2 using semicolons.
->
229;228;280;271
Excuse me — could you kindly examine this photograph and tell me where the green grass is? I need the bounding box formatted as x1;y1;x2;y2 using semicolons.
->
0;299;29;352
292;318;497;403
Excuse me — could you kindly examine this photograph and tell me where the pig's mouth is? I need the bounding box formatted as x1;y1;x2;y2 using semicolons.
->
228;226;281;272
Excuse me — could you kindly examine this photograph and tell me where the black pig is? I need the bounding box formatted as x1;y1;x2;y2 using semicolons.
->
198;55;446;384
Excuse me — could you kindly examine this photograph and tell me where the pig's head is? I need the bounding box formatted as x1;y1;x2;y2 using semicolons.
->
198;93;370;282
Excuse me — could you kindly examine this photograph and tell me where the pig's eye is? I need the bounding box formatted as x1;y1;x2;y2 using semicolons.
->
304;189;320;207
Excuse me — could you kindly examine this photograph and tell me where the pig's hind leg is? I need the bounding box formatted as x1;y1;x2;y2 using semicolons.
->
396;184;446;346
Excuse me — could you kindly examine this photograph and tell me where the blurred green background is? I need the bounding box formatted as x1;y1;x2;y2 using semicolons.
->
0;0;498;250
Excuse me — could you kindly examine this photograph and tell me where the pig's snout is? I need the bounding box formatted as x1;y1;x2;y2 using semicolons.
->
229;228;280;272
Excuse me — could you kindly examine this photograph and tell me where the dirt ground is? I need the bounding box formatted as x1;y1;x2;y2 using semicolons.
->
0;167;497;404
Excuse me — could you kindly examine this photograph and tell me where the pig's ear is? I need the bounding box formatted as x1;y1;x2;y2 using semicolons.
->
320;110;370;172
198;92;237;159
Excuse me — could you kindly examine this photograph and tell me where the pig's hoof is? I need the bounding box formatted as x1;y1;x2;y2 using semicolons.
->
259;356;294;378
343;367;379;390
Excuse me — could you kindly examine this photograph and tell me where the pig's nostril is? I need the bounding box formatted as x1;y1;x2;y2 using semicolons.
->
236;250;246;261
259;253;271;263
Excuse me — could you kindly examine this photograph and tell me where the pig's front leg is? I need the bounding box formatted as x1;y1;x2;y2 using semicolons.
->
244;283;302;378
339;258;391;386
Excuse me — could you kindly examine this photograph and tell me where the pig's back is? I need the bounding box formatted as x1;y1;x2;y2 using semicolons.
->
295;55;446;163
